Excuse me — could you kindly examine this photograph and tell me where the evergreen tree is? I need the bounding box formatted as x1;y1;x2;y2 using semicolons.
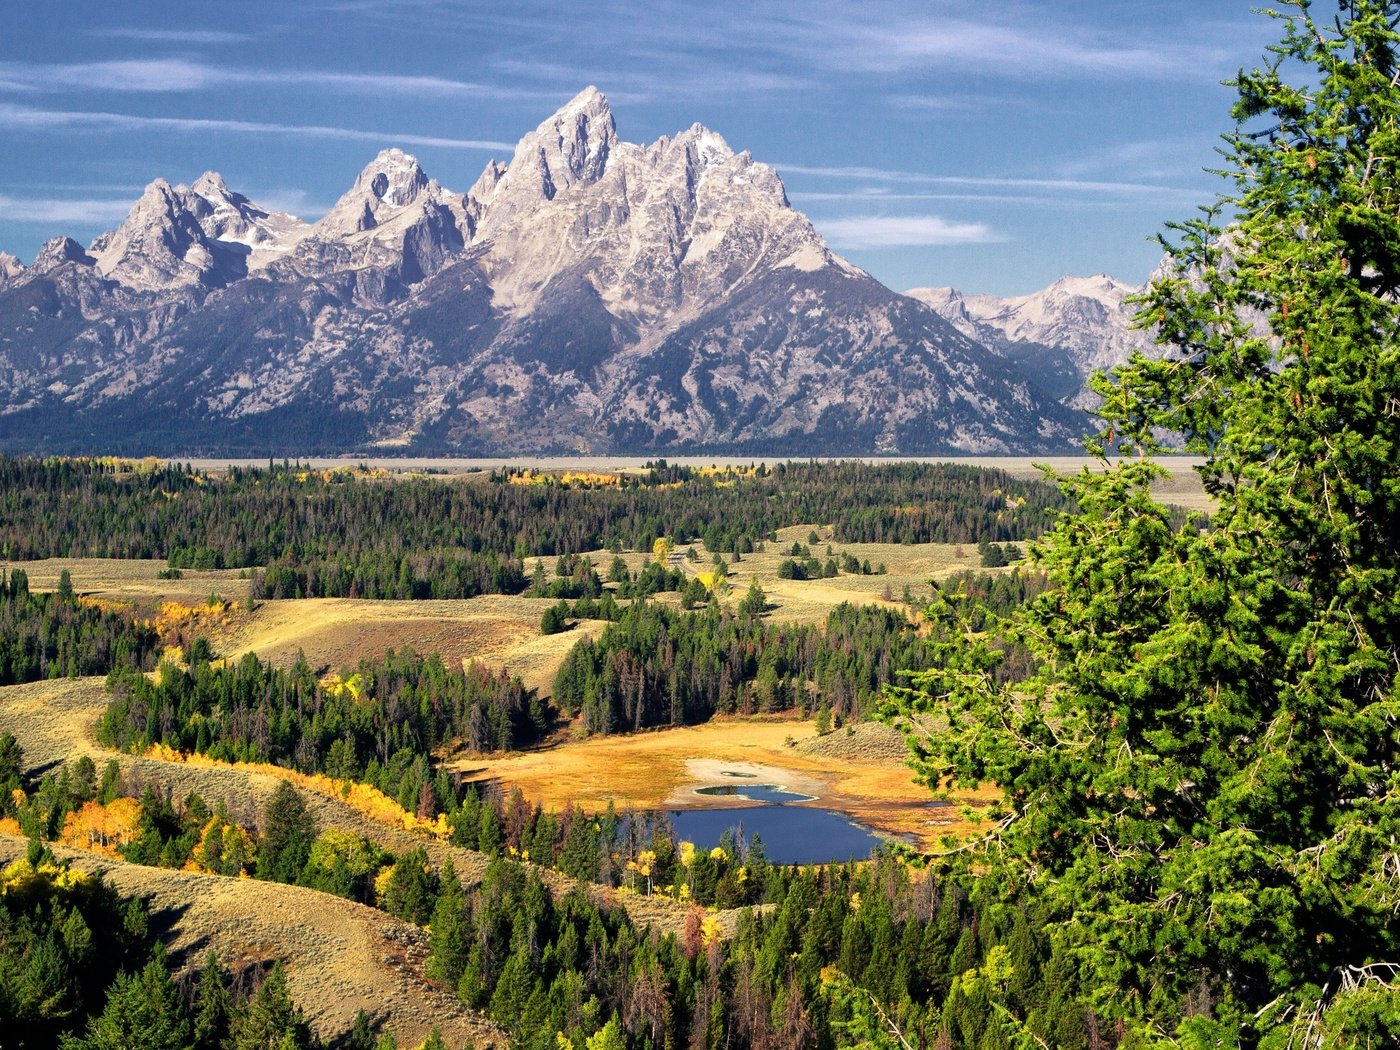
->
191;951;232;1050
888;2;1400;1043
96;760;121;805
738;580;767;619
382;848;437;926
347;1010;375;1050
0;733;22;813
540;601;570;636
231;963;315;1050
425;859;468;985
257;781;316;884
584;1016;627;1050
64;954;191;1050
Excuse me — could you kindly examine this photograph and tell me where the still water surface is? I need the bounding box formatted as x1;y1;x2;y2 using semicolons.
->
665;784;886;865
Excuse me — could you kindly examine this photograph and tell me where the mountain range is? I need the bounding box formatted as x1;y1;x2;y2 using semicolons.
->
0;87;1148;456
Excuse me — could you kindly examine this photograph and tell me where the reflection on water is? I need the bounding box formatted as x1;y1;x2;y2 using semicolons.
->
694;783;814;804
671;782;886;864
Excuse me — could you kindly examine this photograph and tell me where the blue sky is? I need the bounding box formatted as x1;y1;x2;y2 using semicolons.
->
1;1;1272;295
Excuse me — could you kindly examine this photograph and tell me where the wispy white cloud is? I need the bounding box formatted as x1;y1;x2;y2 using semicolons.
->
0;102;514;152
835;21;1187;78
0;58;552;102
884;94;990;113
0;193;133;224
816;215;1005;249
93;28;254;44
1048;138;1210;182
490;59;808;104
763;2;1241;82
0;59;212;93
779;162;1194;198
793;190;1080;208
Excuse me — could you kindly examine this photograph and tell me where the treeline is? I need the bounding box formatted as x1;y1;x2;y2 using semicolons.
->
0;568;159;685
96;648;545;816
415;850;1105;1050
251;549;528;601
0;459;1066;594
446;787;773;910
553;597;932;731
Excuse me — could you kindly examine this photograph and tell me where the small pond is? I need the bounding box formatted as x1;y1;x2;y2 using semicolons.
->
666;783;886;865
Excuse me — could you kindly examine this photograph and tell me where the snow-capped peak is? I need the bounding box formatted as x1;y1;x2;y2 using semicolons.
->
559;84;610;120
359;148;431;208
688;125;732;166
1039;272;1135;306
82;172;312;289
907;273;1147;401
179;171;311;265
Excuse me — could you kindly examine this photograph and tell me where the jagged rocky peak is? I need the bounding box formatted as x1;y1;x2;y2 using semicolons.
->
31;236;95;271
191;170;231;196
279;148;468;297
535;85;617;191
315;148;443;237
357;148;432;208
472;86;846;319
88;176;217;289
482;86;617;212
669;123;738;175
0;250;23;284
906;273;1147;405
0;86;1092;455
469;159;506;202
907;274;1140;339
180;171;311;264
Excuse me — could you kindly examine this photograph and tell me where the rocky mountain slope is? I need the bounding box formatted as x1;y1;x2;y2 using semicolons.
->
905;274;1147;405
0;88;1087;455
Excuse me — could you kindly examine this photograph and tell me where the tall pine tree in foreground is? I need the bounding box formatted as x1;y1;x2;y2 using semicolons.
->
888;2;1400;1045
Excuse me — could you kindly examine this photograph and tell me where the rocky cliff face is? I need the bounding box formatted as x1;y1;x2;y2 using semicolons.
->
0;87;1087;455
906;274;1146;405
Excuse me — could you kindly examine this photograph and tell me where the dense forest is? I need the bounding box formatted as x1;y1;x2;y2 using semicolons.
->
0;569;159;685
96;648;545;816
0;808;1095;1050
553;597;932;730
0;457;1064;599
422;850;1100;1050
